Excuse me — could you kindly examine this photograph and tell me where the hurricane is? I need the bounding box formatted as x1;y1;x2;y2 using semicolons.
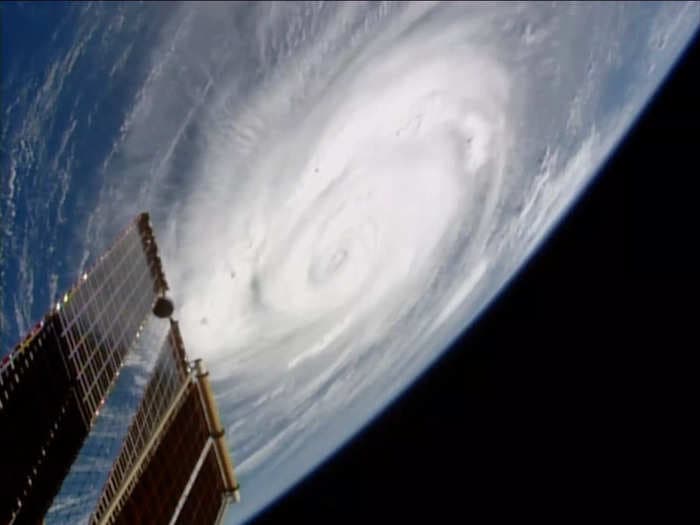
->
165;8;522;510
2;1;698;523
179;10;512;362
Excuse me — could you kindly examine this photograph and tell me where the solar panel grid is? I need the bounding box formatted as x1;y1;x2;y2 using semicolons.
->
3;213;237;524
2;213;170;524
89;327;189;525
45;318;170;525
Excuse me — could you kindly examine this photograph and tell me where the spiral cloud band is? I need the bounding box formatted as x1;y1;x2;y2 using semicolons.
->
180;28;512;372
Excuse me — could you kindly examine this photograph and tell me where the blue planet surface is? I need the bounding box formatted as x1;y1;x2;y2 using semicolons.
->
2;2;699;523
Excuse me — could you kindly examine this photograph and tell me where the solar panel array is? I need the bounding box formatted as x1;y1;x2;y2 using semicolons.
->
56;219;156;428
89;321;189;524
0;213;169;524
1;213;238;524
91;321;239;525
44;318;170;525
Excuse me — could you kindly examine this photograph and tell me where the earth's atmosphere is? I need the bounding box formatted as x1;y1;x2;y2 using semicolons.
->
1;2;699;523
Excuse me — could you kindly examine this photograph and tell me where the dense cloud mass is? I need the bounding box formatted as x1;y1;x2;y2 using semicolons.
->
2;2;698;523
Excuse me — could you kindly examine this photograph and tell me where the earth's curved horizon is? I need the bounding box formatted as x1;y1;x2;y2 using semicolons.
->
2;3;698;523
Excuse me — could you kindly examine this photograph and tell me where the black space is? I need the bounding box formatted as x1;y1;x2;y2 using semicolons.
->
249;31;699;524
